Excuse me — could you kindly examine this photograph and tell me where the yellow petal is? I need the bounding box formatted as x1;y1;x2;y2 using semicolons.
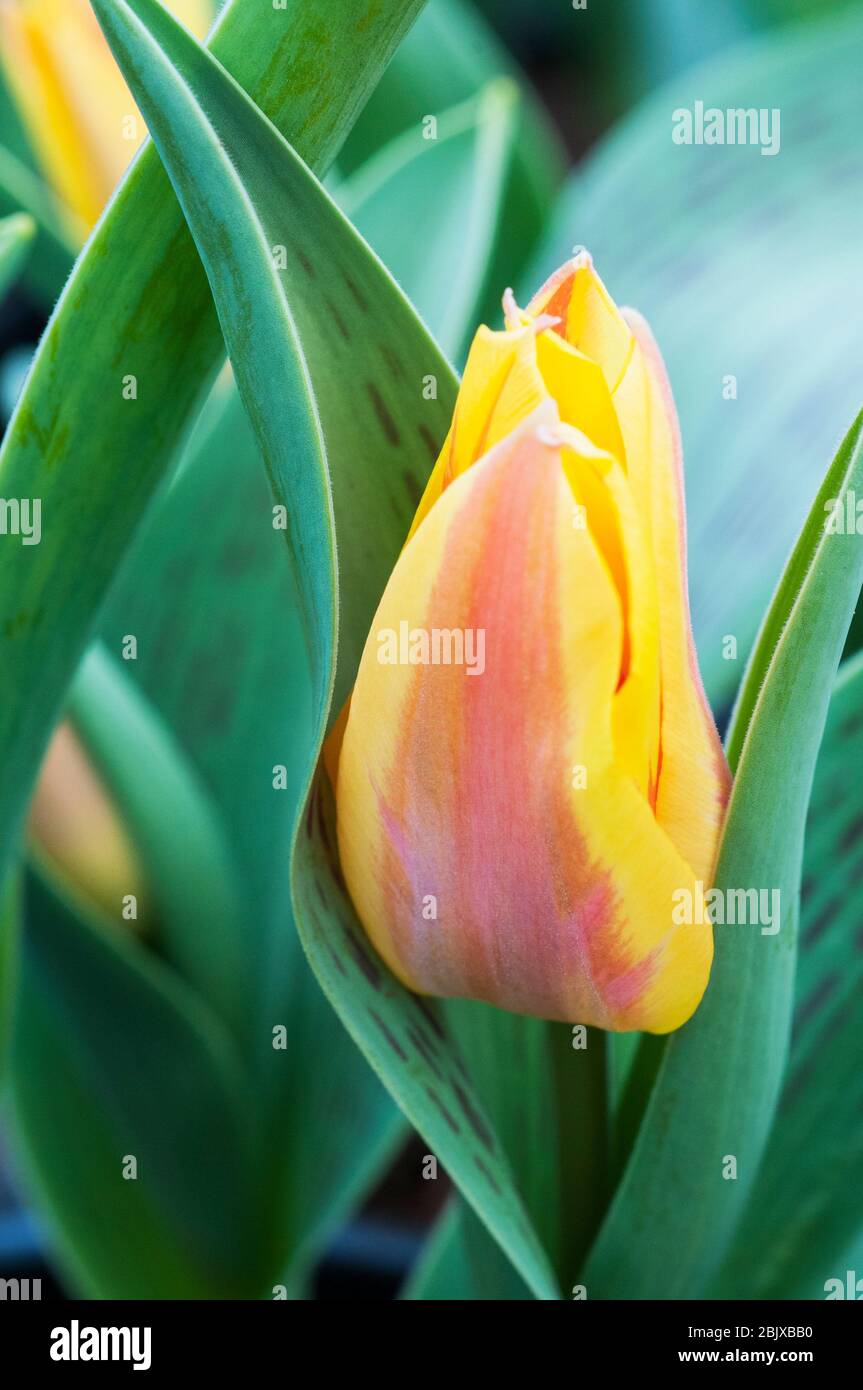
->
407;321;548;541
526;252;634;395
555;422;662;800
618;308;730;880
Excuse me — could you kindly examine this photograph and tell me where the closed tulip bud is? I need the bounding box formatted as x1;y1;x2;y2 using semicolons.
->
0;0;211;237
29;721;148;929
335;253;730;1033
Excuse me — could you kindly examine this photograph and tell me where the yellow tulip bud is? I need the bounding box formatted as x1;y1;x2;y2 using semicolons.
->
28;721;147;929
335;253;730;1033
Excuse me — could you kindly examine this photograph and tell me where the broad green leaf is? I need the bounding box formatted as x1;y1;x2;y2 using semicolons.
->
713;651;863;1298
98;372;402;1279
583;411;863;1299
530;3;863;713
340;80;523;364
0;210;34;296
10;869;264;1298
92;0;454;715
93;0;557;1301
0;0;426;890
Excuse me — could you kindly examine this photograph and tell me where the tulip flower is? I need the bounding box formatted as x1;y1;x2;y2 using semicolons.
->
0;0;211;237
28;722;147;928
335;253;730;1033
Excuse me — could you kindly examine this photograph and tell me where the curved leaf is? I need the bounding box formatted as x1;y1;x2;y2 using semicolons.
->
714;651;863;1297
583;411;863;1298
93;0;557;1300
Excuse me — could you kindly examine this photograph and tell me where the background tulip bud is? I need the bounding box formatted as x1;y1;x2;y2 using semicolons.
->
28;721;148;929
336;254;730;1034
0;0;211;236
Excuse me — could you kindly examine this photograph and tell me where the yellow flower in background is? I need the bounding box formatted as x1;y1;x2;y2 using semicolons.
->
335;253;731;1034
28;722;147;929
0;0;211;237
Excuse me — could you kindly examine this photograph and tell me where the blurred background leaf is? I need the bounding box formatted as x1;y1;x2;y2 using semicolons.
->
340;79;541;366
0;211;33;295
11;869;263;1299
339;0;563;249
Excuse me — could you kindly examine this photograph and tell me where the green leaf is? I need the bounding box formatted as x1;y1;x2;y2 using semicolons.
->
0;150;76;302
10;869;263;1298
339;0;563;235
401;1202;479;1300
339;80;522;364
0;209;34;296
92;0;557;1301
98;376;310;992
0;0;427;890
92;0;454;714
529;3;863;713
0;870;20;1077
404;1199;534;1301
713;651;863;1298
442;1003;609;1293
583;410;863;1299
65;643;249;1043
